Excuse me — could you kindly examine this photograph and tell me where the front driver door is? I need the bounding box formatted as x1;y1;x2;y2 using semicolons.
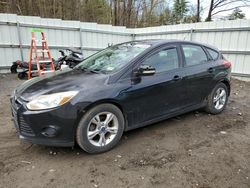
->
123;45;188;127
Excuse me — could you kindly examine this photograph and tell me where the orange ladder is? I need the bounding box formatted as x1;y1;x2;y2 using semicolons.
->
28;31;55;79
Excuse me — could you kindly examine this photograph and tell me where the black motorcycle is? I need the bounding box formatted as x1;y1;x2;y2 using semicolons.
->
55;48;84;69
10;48;84;79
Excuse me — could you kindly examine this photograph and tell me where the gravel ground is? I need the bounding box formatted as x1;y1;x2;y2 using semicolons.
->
0;74;250;188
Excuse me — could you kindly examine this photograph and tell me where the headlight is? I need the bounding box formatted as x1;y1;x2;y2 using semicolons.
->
26;91;78;110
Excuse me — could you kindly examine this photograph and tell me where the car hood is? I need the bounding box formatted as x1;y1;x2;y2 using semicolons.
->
15;69;109;101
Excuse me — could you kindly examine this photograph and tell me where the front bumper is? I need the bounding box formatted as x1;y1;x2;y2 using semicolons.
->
10;95;89;147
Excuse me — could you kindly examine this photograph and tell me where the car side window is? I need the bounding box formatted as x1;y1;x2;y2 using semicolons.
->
142;48;179;73
206;47;219;60
182;45;208;66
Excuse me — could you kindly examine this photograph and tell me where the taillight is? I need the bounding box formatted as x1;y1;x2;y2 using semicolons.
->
223;60;231;68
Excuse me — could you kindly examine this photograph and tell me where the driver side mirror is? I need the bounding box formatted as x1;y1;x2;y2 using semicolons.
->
136;64;156;76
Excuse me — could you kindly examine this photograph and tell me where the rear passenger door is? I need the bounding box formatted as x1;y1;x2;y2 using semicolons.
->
181;44;216;106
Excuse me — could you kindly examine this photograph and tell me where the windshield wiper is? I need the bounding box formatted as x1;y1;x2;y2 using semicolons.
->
74;67;91;72
90;69;107;74
74;67;104;74
74;66;84;71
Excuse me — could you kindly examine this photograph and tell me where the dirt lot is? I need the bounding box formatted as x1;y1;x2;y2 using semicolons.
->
0;74;250;188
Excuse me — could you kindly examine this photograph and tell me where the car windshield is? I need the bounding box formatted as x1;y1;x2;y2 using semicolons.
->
74;42;151;73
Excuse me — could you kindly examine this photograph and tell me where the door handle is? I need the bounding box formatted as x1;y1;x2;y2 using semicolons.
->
207;67;215;73
172;75;182;81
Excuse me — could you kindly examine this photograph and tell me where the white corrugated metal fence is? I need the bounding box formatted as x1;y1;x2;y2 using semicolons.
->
0;14;250;76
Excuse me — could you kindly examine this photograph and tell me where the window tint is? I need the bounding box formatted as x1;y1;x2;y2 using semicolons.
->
142;48;179;73
182;45;208;66
206;48;219;60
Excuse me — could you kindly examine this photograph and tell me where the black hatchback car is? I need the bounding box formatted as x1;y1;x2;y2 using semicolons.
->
10;40;231;153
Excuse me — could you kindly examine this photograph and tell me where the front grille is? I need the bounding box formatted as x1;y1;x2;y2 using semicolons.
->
11;96;35;136
19;115;35;136
11;106;19;131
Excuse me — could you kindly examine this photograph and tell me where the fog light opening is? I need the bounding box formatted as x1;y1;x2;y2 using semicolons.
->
41;126;58;137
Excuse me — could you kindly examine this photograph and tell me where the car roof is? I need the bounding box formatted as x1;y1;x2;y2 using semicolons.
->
130;39;219;51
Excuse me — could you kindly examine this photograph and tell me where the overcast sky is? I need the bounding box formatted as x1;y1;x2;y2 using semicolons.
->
188;0;250;20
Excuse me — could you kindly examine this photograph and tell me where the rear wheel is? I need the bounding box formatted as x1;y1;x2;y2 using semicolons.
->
17;72;28;80
10;64;18;73
205;83;229;114
76;104;124;153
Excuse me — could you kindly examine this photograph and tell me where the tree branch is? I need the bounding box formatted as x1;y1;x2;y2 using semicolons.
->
212;5;250;16
215;0;250;9
0;1;9;4
16;4;22;15
213;0;224;9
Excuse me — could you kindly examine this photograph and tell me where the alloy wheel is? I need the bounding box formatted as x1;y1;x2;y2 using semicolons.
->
87;112;119;147
213;87;227;110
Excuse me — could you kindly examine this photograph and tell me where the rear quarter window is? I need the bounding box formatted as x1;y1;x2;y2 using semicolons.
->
182;44;208;66
206;47;219;60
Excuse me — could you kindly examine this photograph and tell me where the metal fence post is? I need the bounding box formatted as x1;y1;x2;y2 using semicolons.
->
17;21;24;61
79;27;83;53
190;28;194;41
131;33;136;41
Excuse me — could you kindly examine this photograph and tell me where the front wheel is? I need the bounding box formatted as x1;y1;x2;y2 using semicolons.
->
205;83;229;114
17;72;28;80
76;104;124;153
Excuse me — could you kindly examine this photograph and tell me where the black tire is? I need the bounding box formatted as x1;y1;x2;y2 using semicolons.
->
17;72;28;80
10;64;18;73
205;82;229;114
76;103;124;154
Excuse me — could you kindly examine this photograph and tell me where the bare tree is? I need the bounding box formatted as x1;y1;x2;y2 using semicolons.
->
0;0;208;27
196;0;200;22
206;0;250;21
126;0;133;27
113;0;118;25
